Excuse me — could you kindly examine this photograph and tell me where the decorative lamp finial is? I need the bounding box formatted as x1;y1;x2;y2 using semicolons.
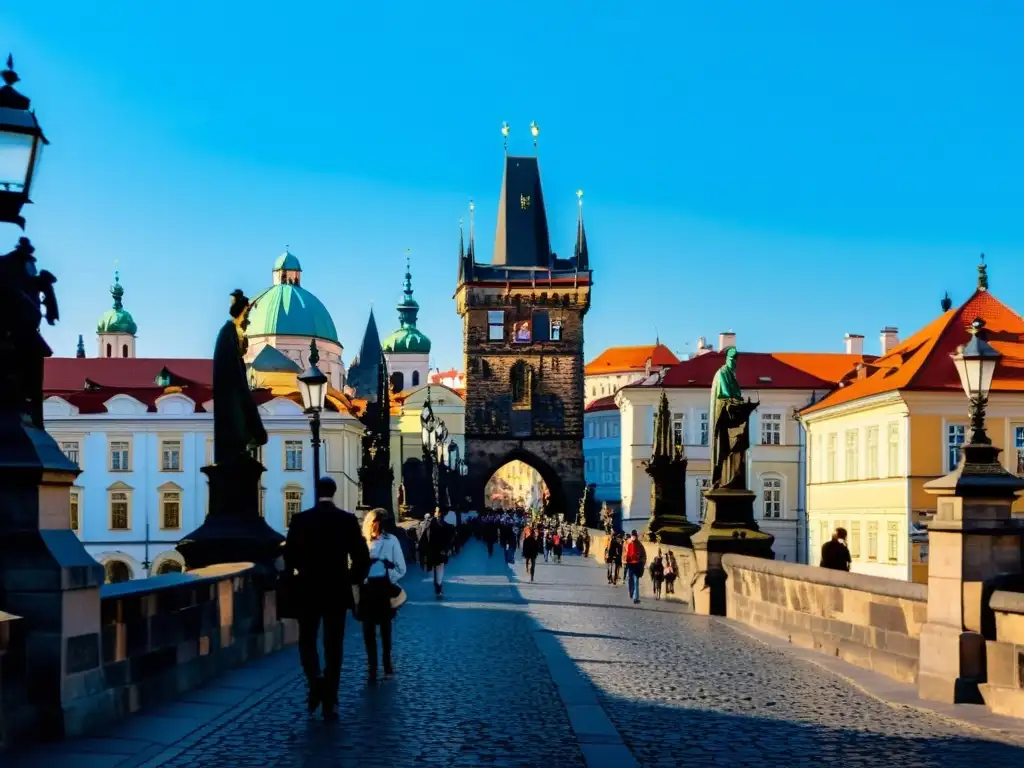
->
2;54;18;86
530;121;540;151
308;338;320;367
941;291;953;312
501;121;510;153
977;253;989;291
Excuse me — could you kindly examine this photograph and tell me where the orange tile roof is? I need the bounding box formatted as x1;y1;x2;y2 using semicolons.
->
803;288;1024;415
585;344;680;375
656;351;870;390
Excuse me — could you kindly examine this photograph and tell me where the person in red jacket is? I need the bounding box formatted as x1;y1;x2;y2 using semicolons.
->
623;530;647;604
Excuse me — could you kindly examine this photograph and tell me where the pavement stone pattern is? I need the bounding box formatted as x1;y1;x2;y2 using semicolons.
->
9;541;1024;767
512;551;1024;768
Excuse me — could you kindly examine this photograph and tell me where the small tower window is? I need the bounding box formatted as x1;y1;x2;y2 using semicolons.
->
106;343;112;358
510;360;531;406
550;319;562;341
122;344;128;358
412;370;420;387
390;372;405;392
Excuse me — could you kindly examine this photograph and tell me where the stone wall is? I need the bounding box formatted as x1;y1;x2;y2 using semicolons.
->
981;590;1024;717
722;554;927;684
0;612;29;749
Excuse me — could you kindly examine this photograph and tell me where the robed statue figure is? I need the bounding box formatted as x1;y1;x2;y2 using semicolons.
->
709;348;757;490
213;290;268;464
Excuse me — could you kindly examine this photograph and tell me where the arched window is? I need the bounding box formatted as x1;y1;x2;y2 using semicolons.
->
122;344;128;358
761;474;783;519
156;560;183;575
105;560;132;583
390;371;404;392
510;361;531;406
412;370;420;387
106;343;112;358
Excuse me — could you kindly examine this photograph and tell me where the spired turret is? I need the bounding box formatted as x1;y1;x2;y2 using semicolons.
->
96;271;138;358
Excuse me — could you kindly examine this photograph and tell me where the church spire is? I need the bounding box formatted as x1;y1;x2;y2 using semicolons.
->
76;334;85;358
574;188;589;271
492;154;551;268
397;249;419;329
467;200;476;261
457;218;465;284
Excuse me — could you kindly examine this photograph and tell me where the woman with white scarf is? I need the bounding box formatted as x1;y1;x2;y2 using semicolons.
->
360;508;406;683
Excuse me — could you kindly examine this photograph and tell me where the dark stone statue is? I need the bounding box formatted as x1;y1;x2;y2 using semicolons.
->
0;237;58;430
709;348;758;490
213;290;268;464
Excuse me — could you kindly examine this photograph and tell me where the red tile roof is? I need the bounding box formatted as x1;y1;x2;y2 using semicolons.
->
585;344;680;375
652;351;871;391
585;395;618;413
45;357;212;391
803;288;1024;415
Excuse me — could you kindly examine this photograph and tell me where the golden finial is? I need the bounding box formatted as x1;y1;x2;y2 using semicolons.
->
576;189;583;206
501;121;510;153
530;121;540;151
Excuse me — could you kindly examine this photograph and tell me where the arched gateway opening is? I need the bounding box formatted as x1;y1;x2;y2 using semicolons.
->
484;459;550;512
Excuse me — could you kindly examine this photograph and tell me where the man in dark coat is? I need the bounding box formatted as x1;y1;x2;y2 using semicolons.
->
284;477;370;719
820;527;852;571
425;509;451;598
522;528;540;582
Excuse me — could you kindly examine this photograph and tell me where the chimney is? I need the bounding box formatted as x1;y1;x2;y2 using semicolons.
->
695;336;710;356
880;327;899;355
718;331;736;351
844;333;864;356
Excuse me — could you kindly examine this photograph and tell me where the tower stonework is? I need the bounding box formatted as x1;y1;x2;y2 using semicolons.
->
455;154;592;519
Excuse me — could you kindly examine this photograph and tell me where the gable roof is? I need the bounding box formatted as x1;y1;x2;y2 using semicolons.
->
802;288;1024;415
649;350;870;391
585;344;680;376
585;395;618;413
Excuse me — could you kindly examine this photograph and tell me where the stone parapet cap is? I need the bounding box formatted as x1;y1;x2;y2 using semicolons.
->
989;590;1024;616
100;562;255;601
722;553;928;602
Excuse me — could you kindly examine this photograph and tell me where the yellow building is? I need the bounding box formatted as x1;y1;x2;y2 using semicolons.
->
388;383;465;514
801;265;1024;582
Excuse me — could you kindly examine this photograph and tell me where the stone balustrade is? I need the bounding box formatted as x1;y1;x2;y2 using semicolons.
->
981;590;1024;717
722;554;927;684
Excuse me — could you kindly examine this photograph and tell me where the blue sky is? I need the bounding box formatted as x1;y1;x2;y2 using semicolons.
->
5;2;1024;369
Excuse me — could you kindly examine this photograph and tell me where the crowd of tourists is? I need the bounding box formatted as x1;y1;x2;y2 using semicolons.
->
475;509;592;577
603;530;680;603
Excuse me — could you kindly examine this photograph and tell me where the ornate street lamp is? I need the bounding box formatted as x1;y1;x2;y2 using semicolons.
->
951;318;1001;447
297;340;329;483
0;56;48;228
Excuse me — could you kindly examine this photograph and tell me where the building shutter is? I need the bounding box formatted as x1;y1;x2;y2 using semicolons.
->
533;311;549;342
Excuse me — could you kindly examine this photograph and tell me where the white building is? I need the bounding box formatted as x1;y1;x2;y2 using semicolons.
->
615;334;870;563
47;260;365;583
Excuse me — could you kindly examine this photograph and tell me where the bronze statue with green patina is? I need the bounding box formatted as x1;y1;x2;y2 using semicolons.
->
709;348;758;490
213;289;268;464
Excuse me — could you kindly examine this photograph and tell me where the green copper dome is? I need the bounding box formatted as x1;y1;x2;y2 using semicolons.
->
96;272;138;335
381;253;431;355
246;251;339;344
273;249;302;271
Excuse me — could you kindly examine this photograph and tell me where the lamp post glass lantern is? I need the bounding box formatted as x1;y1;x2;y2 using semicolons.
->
0;55;49;227
951;318;1001;446
297;340;329;482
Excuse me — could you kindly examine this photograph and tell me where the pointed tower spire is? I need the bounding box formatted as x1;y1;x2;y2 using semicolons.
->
76;334;85;358
492;156;551;267
941;292;953;312
397;248;420;329
467;200;476;261
574;188;589;271
457;218;465;284
977;253;989;292
111;270;124;310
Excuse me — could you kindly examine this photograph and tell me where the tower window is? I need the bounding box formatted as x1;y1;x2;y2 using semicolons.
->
510;361;531;406
488;311;504;341
550;319;562;341
122;344;128;358
412;370;420;387
106;343;112;358
391;371;405;392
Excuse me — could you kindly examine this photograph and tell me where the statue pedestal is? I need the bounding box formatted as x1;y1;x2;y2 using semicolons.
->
647;517;700;547
0;411;108;741
177;454;284;570
690;488;774;616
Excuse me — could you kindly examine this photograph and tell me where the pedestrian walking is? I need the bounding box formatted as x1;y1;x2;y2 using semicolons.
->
543;532;552;562
426;509;451;598
522;528;540;582
649;550;665;600
552;531;563;563
582;529;591;558
606;533;623;585
283;477;370;720
624;530;647;604
358;508;407;684
664;551;678;595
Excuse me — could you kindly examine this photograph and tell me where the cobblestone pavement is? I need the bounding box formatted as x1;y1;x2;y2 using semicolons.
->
13;541;1024;767
512;551;1024;768
156;546;584;768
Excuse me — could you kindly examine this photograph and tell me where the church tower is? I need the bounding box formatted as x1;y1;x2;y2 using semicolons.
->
454;141;593;520
381;253;431;392
96;271;138;358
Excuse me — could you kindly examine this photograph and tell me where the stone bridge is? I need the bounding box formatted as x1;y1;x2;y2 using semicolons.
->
5;539;1024;768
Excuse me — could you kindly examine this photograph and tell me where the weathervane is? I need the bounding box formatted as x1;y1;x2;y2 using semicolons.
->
501;121;510;153
530;121;540;151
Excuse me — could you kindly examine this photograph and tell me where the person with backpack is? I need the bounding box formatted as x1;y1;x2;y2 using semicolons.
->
623;530;647;604
664;550;678;595
552;531;563;563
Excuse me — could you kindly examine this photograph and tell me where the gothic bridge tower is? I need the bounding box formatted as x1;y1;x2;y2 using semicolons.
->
454;142;592;519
